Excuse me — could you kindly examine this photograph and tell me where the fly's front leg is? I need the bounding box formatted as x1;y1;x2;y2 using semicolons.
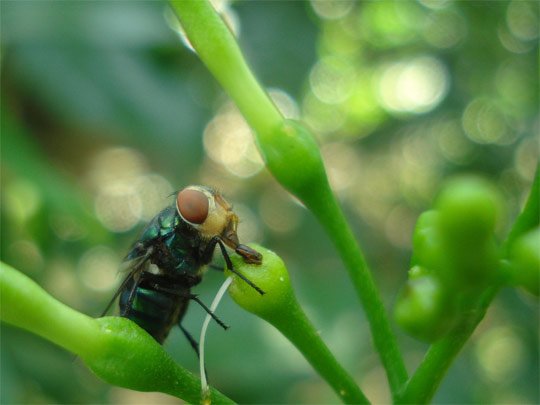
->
202;236;265;295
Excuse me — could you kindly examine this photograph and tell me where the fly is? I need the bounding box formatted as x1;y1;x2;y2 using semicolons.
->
102;185;263;352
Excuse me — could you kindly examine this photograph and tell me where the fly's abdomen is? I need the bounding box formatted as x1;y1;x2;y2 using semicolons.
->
119;281;188;344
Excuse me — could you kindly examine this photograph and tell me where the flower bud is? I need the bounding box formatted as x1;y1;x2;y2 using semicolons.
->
509;228;540;296
437;177;503;243
411;210;444;270
435;177;503;288
394;267;455;342
257;120;329;206
226;244;294;321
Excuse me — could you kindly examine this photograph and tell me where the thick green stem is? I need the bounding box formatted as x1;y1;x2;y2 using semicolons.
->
0;261;102;358
169;0;282;135
313;186;408;396
0;262;234;404
272;297;370;404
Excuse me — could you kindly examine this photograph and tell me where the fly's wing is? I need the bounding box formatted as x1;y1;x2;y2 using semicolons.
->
100;246;153;317
101;205;176;316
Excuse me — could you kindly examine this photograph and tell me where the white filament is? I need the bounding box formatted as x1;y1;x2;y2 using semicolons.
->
199;276;233;402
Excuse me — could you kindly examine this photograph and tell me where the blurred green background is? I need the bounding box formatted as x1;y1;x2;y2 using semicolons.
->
1;1;538;403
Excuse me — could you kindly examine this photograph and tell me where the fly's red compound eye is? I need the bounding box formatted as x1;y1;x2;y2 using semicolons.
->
177;188;209;224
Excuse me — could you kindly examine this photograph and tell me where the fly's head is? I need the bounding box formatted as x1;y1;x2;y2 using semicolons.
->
176;185;262;265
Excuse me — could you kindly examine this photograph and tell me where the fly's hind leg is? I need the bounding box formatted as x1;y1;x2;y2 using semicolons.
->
178;323;200;357
189;295;229;330
148;282;229;330
179;323;209;382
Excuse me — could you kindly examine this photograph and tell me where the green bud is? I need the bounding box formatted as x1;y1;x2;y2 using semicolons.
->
227;244;294;321
394;268;455;342
411;211;444;270
436;177;503;243
435;177;503;288
509;228;540;296
227;245;370;404
257;120;329;205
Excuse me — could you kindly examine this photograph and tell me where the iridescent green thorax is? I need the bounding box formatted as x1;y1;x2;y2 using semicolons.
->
127;205;211;278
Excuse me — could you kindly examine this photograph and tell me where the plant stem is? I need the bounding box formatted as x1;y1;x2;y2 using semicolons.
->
0;261;102;357
169;0;282;135
312;186;409;397
169;0;408;397
273;296;370;404
0;262;235;404
397;286;498;404
228;248;370;404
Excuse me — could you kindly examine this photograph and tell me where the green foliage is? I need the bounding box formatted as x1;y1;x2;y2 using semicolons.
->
1;0;538;404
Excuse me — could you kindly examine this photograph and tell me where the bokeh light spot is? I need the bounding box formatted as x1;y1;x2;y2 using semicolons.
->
3;180;41;223
88;147;147;189
7;240;44;274
303;91;347;135
514;137;539;181
384;204;415;249
377;56;449;114
435;119;475;165
498;24;534;54
95;183;142;232
233;203;262;244
50;214;87;241
321;143;361;193
496;59;536;107
78;246;120;292
259;188;303;234
423;9;466;49
475;327;525;383
133;174;174;221
45;259;80;307
203;90;297;178
203;110;264;178
309;57;356;105
506;1;539;42
418;0;451;10
310;0;354;20
462;98;515;145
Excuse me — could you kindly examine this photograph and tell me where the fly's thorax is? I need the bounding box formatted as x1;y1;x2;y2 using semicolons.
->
139;206;178;243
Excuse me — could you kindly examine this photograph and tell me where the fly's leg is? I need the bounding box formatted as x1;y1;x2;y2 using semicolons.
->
149;283;228;330
179;323;209;382
189;295;229;330
211;238;265;295
178;323;200;357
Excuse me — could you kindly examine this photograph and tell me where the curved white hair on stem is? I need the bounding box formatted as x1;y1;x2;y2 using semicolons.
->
199;276;233;403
